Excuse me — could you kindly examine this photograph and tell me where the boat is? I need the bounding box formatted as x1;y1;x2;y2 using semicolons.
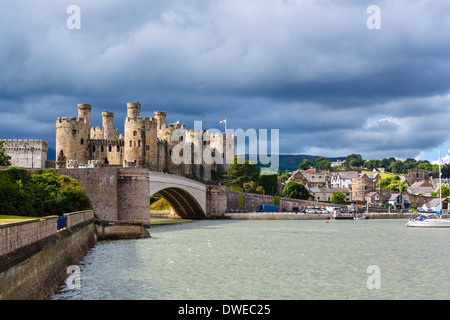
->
405;211;450;227
405;148;450;228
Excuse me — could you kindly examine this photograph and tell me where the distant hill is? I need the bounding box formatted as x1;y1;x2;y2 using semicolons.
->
239;154;346;173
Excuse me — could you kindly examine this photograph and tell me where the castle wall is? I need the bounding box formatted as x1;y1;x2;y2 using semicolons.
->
88;139;123;165
1;139;48;169
56;103;235;180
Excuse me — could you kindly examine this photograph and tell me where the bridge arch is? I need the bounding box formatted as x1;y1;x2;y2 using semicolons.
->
149;172;207;219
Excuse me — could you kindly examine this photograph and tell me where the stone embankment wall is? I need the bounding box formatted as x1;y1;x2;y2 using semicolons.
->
0;211;96;300
0;210;150;300
225;190;338;212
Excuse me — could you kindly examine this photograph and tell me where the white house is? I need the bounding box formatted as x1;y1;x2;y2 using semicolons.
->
330;172;359;188
421;198;449;212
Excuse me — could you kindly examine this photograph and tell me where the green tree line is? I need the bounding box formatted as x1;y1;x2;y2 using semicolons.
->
226;157;279;195
0;167;92;217
297;153;439;174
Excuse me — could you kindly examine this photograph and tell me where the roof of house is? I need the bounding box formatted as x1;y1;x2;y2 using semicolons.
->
309;187;351;194
388;193;411;203
407;187;435;195
333;172;359;180
424;198;448;207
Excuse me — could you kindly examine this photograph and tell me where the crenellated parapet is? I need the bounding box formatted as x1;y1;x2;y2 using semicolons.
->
55;102;234;180
0;139;48;169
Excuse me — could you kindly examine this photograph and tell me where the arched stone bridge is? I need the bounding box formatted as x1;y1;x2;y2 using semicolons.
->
57;168;219;225
149;172;206;219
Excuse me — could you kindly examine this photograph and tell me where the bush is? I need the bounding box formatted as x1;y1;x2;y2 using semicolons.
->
0;167;92;217
238;193;244;210
281;181;309;200
272;196;280;207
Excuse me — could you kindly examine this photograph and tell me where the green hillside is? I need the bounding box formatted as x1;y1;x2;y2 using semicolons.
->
240;154;346;173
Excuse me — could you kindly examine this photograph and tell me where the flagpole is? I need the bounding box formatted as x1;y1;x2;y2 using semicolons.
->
225;118;227;133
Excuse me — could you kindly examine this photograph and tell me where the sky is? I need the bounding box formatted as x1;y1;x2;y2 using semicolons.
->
1;0;450;163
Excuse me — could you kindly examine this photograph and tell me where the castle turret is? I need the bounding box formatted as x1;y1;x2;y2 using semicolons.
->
76;104;91;163
154;111;167;131
102;111;115;140
124;102;144;167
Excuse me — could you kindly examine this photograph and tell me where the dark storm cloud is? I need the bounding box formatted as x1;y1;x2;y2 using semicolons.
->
1;0;450;161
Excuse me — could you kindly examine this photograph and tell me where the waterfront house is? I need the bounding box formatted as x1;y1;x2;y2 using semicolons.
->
387;194;411;210
309;187;352;202
365;191;380;204
421;198;449;213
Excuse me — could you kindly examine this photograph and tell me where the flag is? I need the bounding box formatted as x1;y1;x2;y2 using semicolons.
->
220;119;226;124
174;120;180;125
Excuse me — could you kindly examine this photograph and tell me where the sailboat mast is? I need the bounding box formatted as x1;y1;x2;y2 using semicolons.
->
439;148;442;219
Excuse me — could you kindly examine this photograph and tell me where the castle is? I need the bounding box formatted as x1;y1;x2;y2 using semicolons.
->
56;102;235;181
0;139;48;169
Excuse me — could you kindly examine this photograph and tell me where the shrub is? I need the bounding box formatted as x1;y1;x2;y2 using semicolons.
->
0;167;92;217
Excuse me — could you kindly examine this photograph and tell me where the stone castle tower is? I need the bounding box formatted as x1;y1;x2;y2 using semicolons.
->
56;102;234;181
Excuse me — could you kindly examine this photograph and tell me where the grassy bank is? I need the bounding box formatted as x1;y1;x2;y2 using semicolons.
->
0;215;39;224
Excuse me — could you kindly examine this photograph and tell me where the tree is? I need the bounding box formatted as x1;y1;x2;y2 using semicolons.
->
0;141;11;166
331;192;346;204
315;157;331;171
432;184;450;197
364;159;381;170
259;173;278;195
279;172;290;183
0;168;92;217
298;159;314;170
346;154;364;168
243;181;264;194
226;157;260;188
281;181;309;200
377;175;407;192
388;161;406;174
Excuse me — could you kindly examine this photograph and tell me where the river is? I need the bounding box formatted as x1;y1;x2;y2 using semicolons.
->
52;219;450;300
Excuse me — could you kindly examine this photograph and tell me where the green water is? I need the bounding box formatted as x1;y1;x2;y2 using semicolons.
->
52;219;450;300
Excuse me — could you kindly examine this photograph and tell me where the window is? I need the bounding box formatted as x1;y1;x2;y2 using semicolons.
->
101;145;104;152
72;130;77;137
138;140;141;147
133;131;137;136
117;145;120;152
92;145;96;152
146;145;150;151
81;138;84;145
108;145;112;152
129;141;132;147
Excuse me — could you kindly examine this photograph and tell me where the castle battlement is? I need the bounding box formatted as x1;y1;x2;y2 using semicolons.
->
56;102;235;181
1;139;48;169
87;139;124;146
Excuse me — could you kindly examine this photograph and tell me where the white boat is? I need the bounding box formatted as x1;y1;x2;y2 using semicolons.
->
405;148;450;228
405;212;450;228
